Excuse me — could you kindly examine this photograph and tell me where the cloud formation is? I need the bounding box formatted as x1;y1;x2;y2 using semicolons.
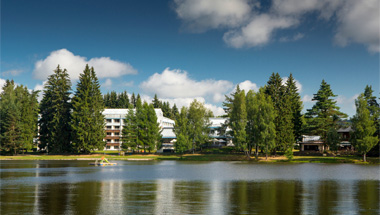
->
140;68;233;102
2;69;23;76
33;49;137;80
174;0;379;52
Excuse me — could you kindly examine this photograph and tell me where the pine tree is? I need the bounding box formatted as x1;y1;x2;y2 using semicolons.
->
39;65;72;154
305;80;347;146
146;104;162;152
152;94;161;108
71;65;105;153
363;85;380;156
131;93;136;108
109;91;117;108
0;80;22;154
162;101;171;118
103;92;110;108
351;94;379;162
285;73;303;142
135;96;145;152
118;91;130;108
172;104;179;118
122;107;138;152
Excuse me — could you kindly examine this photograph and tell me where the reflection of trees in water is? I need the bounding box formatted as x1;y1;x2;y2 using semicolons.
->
173;181;210;214
355;180;379;215
122;181;158;214
227;181;303;215
317;181;339;215
70;182;102;214
38;183;71;214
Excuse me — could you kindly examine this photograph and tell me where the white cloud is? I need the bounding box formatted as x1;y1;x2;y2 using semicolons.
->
282;77;303;92
121;81;134;87
103;79;113;89
174;0;252;32
33;81;47;102
174;0;379;52
0;78;7;93
140;68;233;102
279;33;304;42
33;49;137;80
302;94;313;103
224;14;298;48
2;69;23;76
334;0;380;53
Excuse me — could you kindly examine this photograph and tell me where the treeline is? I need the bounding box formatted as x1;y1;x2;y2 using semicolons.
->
0;80;39;154
104;92;179;119
121;99;162;153
220;73;379;161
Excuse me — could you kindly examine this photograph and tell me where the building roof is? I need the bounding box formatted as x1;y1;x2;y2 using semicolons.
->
337;126;353;133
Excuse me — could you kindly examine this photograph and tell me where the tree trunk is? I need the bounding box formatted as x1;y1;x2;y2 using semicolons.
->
255;144;258;159
364;153;367;162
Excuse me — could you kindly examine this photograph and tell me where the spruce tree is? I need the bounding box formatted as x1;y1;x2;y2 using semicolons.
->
122;107;138;152
172;104;179;118
152;94;161;108
118;91;130;108
39;65;72;153
305;80;347;144
131;93;136;108
285;73;303;142
71;65;105;153
0;80;22;154
146;104;162;152
135;96;145;152
351;94;379;162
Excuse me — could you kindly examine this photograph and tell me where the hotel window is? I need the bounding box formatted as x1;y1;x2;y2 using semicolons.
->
114;146;119;149
115;132;120;136
114;139;119;143
114;119;120;123
115;126;120;129
106;119;112;123
106;126;112;129
106;139;111;143
106;146;110;149
106;132;111;136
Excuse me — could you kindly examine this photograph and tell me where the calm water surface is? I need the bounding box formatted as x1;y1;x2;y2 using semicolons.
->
1;160;379;215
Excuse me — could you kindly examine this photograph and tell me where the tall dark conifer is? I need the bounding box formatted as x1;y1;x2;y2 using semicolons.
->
285;73;303;142
39;66;71;153
71;65;105;153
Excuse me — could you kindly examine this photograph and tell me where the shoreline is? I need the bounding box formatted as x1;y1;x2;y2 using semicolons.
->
1;154;379;164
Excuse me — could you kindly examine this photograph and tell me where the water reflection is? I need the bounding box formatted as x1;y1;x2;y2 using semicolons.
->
1;161;379;215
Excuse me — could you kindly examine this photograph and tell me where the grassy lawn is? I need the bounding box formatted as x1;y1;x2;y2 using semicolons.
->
1;153;378;164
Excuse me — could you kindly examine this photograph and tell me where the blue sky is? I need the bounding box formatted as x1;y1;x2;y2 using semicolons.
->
1;0;379;116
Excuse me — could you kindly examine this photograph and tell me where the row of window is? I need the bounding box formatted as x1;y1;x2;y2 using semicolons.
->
106;139;120;143
106;132;120;136
106;145;119;150
106;119;121;123
105;126;120;130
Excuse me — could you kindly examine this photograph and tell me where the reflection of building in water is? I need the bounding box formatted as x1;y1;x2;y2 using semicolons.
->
97;181;124;214
154;179;175;214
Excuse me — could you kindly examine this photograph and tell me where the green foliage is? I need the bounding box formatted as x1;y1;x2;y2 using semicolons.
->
174;107;192;153
71;65;105;153
285;148;294;160
326;127;340;152
305;80;347;141
122;107;138;152
224;86;247;152
285;73;303;142
246;88;276;159
146;104;162;152
103;91;131;108
39;65;72;153
351;94;379;162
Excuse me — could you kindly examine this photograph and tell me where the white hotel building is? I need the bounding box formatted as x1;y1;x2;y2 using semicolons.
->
103;109;175;150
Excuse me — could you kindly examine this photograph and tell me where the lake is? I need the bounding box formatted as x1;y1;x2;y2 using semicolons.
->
1;160;379;215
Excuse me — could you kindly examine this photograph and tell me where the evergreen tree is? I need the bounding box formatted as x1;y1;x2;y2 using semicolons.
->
109;91;117;108
326;127;340;153
117;91;130;108
103;92;110;108
276;92;295;152
305;80;347;144
39;65;72;154
226;86;247;153
363;85;380;156
172;104;179;118
135;96;145;152
285;73;303;142
152;94;161;108
162;101;171;118
351;94;379;162
131;93;136;108
146;104;162;152
0;80;22;154
122;107;138;152
71;65;105;153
